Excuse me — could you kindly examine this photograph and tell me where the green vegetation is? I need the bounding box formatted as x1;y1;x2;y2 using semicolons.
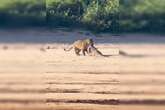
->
119;0;165;32
0;0;165;33
0;0;45;26
46;0;119;32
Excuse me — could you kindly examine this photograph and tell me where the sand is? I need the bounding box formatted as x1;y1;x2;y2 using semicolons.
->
0;29;165;110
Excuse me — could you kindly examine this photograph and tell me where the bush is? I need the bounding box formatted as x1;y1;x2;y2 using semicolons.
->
82;0;119;32
46;0;119;32
46;0;83;27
